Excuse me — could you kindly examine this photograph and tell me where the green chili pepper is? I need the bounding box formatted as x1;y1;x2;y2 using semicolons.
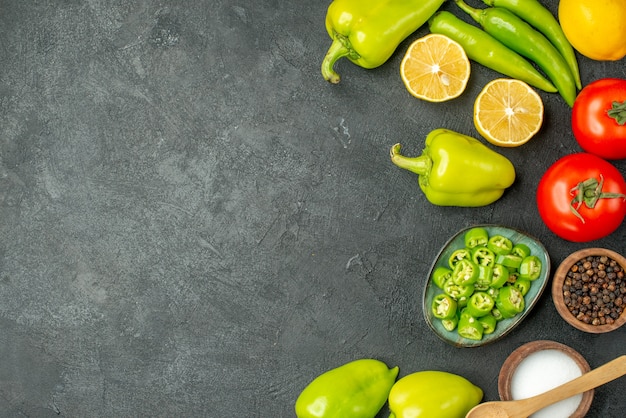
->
452;259;480;286
432;266;453;289
472;247;496;267
388;370;483;418
458;310;484;340
512;277;531;296
390;129;515;207
432;293;458;320
475;265;493;291
490;263;509;288
495;285;525;318
321;0;446;83
464;227;489;249
295;359;398;418
454;0;576;107
466;291;495;317
487;235;513;256
511;243;531;258
444;280;474;302
519;255;542;280
495;253;523;270
442;314;459;332
428;11;557;93
491;306;504;321
479;313;497;334
449;248;473;268
482;0;581;90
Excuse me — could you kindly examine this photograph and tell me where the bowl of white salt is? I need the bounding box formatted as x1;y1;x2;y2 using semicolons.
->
498;340;593;418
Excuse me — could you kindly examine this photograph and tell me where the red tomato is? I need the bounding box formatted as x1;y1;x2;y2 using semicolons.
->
572;78;626;160
536;153;626;242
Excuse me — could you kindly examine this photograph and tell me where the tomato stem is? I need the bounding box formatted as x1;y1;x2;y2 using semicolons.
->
607;100;626;125
569;175;626;223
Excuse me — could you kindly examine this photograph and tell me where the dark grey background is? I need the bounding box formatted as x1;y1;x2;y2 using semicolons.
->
1;0;625;416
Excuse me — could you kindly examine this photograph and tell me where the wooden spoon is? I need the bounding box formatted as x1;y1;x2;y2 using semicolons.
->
466;355;626;418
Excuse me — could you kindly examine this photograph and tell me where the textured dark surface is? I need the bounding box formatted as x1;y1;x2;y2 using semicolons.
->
1;0;625;416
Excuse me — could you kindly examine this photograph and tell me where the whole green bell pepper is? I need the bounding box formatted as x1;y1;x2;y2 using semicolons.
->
388;370;483;418
321;0;446;83
390;129;515;207
295;359;398;418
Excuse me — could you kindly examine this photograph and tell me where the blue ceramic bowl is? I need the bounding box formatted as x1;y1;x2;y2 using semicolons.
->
423;224;551;348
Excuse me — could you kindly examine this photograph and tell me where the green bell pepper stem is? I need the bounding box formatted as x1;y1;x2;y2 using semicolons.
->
472;247;496;267
519;255;542;280
490;264;509;288
428;10;557;93
454;0;577;107
482;0;582;89
479;313;497;334
390;129;516;207
432;293;458;320
458;311;484;340
449;248;473;268
432;266;453;289
488;235;513;256
322;0;447;84
512;277;532;296
452;259;480;286
495;286;525;318
466;291;495;317
464;227;489;249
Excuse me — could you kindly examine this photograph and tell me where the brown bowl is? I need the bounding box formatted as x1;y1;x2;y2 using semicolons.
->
498;340;593;418
552;248;626;333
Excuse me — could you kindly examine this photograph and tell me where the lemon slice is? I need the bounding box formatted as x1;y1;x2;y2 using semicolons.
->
474;78;544;147
400;33;470;102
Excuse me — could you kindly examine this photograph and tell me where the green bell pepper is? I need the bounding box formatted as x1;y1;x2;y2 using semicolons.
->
295;359;398;418
388;371;483;418
321;0;446;83
390;129;516;207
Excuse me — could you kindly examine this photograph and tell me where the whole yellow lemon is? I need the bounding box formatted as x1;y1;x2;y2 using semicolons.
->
558;0;626;60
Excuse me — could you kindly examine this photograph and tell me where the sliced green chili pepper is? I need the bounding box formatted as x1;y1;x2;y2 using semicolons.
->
487;235;513;256
519;255;542;280
295;359;399;418
449;248;472;268
390;129;516;207
490;263;509;288
455;0;577;107
479;313;497;334
511;243;531;258
491;307;504;321
495;285;525;318
466;291;495;317
472;247;496;267
428;10;557;92
458;310;484;340
444;280;474;302
432;266;453;289
432;293;458;320
482;0;581;90
452;259;480;286
442;314;459;332
321;0;446;83
475;265;493;291
512;277;531;296
464;227;490;249
495;253;523;270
